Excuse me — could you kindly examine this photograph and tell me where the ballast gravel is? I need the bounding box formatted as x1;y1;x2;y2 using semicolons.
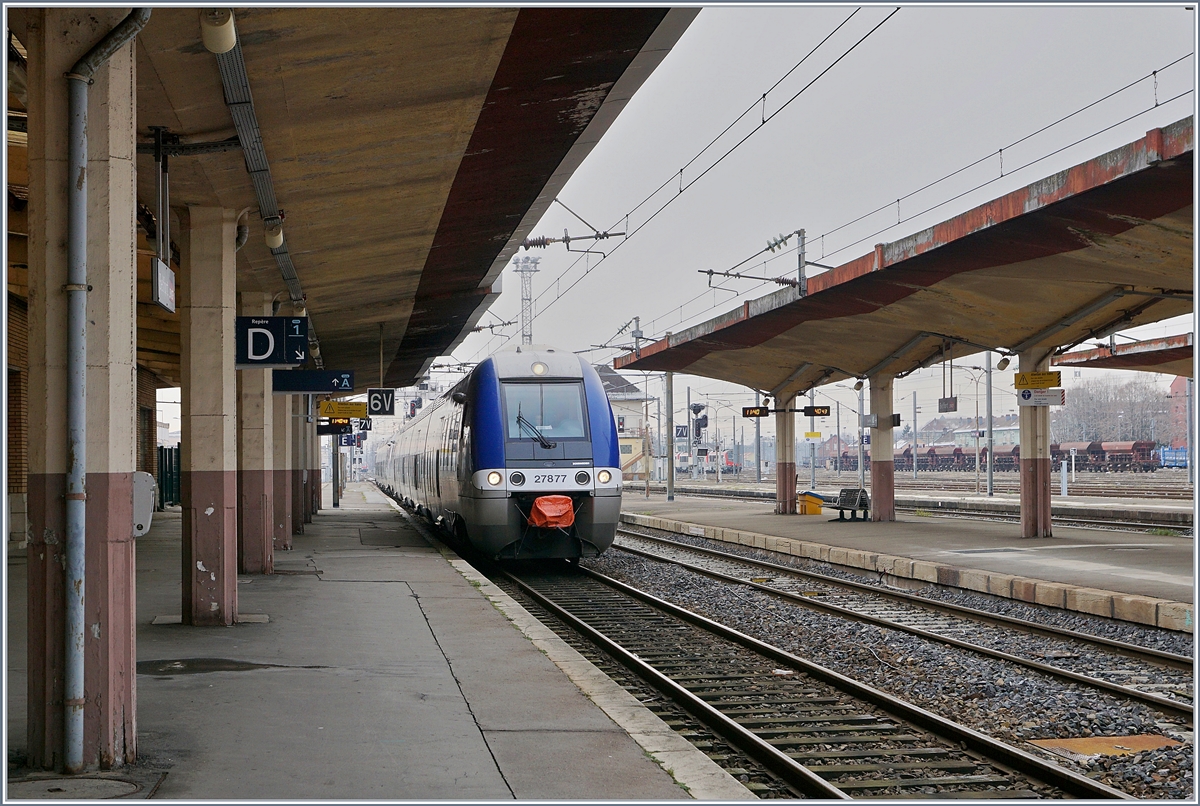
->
585;536;1194;800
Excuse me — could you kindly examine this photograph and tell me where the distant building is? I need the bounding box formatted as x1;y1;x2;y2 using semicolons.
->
594;365;655;479
1168;375;1190;449
953;424;1018;448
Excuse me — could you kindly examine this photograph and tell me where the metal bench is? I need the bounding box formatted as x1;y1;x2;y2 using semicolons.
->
831;487;870;521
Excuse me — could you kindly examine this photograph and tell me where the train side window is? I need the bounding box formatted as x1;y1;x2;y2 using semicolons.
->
459;423;471;482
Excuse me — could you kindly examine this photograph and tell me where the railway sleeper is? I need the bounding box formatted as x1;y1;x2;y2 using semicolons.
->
724;706;864;718
767;733;925;746
854;788;1039;799
788;747;955;761
832;774;1013;790
704;698;849;708
750;723;904;736
731;715;883;727
809;760;983;775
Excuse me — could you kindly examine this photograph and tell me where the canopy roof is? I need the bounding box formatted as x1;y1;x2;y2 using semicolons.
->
1053;333;1193;377
616;118;1193;400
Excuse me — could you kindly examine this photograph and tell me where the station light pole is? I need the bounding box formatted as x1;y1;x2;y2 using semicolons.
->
754;391;762;484
665;371;674;501
912;391;918;481
836;401;841;478
856;381;866;490
808;388;817;490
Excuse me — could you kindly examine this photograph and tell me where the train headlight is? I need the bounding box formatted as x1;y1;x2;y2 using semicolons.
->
597;470;612;484
487;471;503;486
510;472;525;486
531;361;548;376
575;471;590;485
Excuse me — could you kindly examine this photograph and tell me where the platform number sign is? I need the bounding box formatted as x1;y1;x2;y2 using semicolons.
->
367;388;395;416
235;316;308;368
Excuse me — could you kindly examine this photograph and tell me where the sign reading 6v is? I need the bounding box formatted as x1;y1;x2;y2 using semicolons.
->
235;316;308;368
367;388;396;416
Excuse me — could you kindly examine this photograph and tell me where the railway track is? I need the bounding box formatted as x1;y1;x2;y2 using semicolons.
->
633;485;1192;534
494;562;1130;799
894;507;1191;535
656;472;1195;500
613;528;1194;724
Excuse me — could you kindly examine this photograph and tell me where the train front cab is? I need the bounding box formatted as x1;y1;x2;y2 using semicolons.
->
457;352;621;560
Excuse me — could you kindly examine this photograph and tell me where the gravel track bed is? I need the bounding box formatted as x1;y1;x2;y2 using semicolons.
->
615;534;1194;706
620;525;1194;657
584;545;1194;799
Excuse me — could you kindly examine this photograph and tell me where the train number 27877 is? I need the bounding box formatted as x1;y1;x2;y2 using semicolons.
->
533;474;567;484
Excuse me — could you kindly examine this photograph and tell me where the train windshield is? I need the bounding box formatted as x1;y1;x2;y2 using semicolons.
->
502;382;587;440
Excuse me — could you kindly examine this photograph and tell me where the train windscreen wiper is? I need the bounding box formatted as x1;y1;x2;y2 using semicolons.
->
517;406;557;449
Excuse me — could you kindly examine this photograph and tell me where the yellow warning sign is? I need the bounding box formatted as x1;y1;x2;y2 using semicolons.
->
1013;371;1061;389
319;400;367;418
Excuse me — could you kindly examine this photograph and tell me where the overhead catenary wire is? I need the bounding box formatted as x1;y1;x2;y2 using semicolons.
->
468;36;1190;373
595;56;1195;356
469;7;898;361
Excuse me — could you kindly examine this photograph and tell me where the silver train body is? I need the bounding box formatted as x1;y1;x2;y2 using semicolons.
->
373;346;623;559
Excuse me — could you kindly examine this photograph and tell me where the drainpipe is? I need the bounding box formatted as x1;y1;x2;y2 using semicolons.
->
63;7;151;774
234;209;250;251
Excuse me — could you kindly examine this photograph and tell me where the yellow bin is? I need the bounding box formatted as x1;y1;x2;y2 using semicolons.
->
799;492;823;515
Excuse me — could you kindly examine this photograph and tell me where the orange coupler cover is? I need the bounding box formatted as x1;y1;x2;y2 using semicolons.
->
528;495;575;529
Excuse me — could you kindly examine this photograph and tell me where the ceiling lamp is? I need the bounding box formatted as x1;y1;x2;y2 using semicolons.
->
200;9;237;54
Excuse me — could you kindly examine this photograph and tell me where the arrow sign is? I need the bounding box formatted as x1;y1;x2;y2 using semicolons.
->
367;388;396;416
272;370;354;394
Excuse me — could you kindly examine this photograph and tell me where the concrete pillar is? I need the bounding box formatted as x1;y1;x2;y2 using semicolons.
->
1019;351;1053;538
310;417;321;516
869;374;896;522
180;206;239;625
236;292;273;574
291;395;305;533
24;7;138;768
273;391;293;549
774;394;796;514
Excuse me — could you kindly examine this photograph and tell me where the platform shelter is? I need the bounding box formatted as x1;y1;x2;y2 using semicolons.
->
1053;332;1193;377
6;7;696;772
617;118;1193;539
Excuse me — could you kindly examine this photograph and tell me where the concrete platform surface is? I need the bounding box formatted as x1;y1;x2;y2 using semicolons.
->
620;493;1194;631
7;483;750;800
636;480;1193;526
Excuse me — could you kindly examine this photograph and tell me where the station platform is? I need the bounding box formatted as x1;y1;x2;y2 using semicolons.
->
5;483;750;800
619;491;1195;632
634;480;1193;527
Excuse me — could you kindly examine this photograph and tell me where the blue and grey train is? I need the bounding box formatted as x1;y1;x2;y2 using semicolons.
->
373;346;622;560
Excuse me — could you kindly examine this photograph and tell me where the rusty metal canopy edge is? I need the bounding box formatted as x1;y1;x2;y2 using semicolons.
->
617;117;1194;398
386;7;695;388
1053;332;1194;377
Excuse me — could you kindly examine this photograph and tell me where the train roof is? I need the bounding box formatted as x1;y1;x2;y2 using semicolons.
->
487;345;585;379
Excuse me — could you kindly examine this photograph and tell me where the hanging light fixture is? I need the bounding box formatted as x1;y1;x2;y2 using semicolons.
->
199;9;237;54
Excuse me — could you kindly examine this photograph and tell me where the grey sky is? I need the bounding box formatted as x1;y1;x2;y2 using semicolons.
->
161;5;1196;439
441;4;1197;441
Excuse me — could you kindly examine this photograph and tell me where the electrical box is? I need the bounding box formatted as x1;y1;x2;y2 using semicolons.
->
133;471;157;537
